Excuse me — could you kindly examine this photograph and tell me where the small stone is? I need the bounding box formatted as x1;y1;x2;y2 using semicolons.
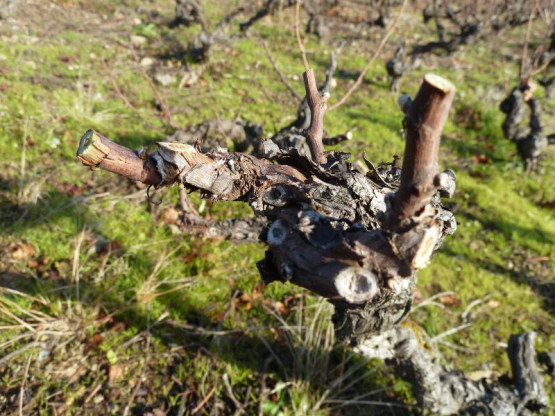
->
38;349;51;363
140;57;154;67
130;35;147;47
154;72;176;86
178;69;199;88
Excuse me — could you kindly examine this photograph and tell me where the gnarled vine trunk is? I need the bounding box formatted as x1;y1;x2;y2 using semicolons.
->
75;73;548;415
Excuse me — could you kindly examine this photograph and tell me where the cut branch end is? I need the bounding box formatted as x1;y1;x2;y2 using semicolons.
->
76;129;162;185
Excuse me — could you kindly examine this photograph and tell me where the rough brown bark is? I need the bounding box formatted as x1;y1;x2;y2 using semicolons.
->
302;69;328;164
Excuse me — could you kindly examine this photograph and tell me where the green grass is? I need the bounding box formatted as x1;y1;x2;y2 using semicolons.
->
0;1;553;415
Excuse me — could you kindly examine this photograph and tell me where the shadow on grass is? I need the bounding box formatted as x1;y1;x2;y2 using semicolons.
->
0;166;413;413
0;173;145;236
0;260;415;415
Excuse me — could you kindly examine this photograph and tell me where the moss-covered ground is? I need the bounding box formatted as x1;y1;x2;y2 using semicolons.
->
0;1;553;414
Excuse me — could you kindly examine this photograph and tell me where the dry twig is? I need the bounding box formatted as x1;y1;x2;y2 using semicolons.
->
261;39;302;101
328;0;408;111
101;59;155;129
191;386;216;414
295;0;310;72
129;45;180;130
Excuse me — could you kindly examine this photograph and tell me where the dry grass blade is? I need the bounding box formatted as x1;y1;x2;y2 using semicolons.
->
135;248;193;304
519;8;535;81
191;386;216;415
19;339;35;416
129;44;180;130
261;38;302;102
412;291;457;310
102;58;155;129
122;305;151;416
295;0;310;72
431;323;472;343
71;230;87;302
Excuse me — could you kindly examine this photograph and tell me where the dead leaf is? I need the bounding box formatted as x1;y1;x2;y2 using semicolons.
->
55;182;89;196
472;154;490;164
487;300;500;308
237;293;253;311
109;322;126;332
269;327;282;341
28;256;49;270
97;240;123;258
412;287;423;304
10;241;36;260
438;293;461;307
145;409;166;416
252;284;263;300
59;55;77;64
85;333;104;351
274;301;289;315
162;207;180;225
109;364;124;382
47;266;60;281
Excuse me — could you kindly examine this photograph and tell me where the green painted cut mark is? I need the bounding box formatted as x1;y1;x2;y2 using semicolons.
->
77;129;94;157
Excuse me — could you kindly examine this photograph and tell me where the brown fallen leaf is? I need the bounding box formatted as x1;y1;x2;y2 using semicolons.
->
28;256;50;270
162;207;180;225
274;301;289;315
472;153;490;164
10;241;36;260
85;333;104;351
438;293;461;307
109;321;127;332
109;364;124;382
97;240;123;258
